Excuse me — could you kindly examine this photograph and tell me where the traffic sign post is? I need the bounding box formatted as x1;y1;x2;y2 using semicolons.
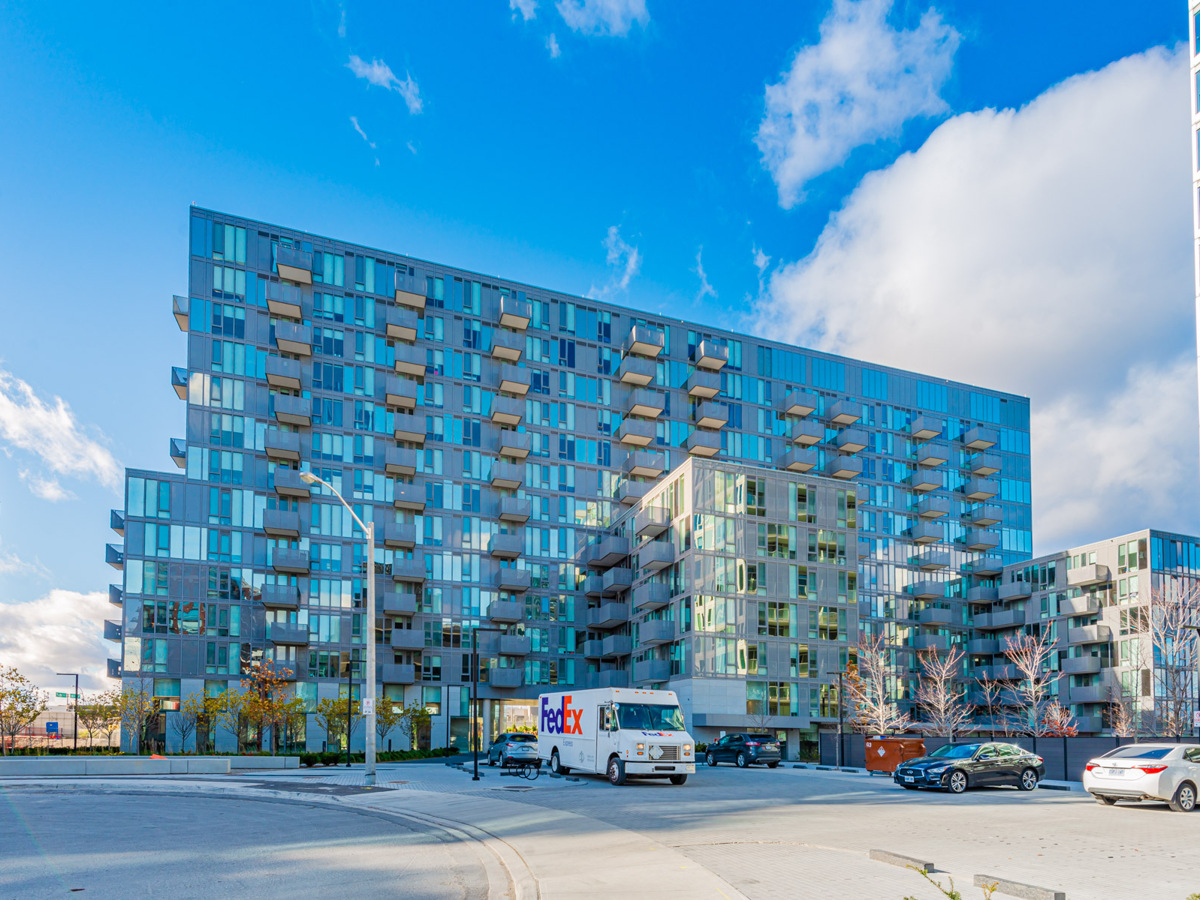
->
46;722;59;736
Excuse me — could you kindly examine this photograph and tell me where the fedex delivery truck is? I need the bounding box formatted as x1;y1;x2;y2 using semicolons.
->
537;688;696;785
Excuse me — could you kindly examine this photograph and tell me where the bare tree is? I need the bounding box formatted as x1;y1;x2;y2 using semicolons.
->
915;646;973;739
843;635;910;735
1105;685;1139;739
973;674;1009;739
1040;700;1078;737
1004;630;1060;737
1145;575;1200;738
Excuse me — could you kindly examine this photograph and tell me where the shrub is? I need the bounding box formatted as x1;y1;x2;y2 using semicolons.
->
300;752;318;767
319;751;340;766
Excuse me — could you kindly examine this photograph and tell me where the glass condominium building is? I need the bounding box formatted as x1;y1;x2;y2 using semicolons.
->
104;207;1031;752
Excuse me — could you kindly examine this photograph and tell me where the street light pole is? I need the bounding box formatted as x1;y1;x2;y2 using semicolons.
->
471;627;502;782
57;672;78;751
299;472;376;786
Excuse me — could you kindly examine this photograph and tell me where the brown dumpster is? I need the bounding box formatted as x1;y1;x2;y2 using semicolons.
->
864;736;926;774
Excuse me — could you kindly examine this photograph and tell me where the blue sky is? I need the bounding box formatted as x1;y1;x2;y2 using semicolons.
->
0;0;1192;688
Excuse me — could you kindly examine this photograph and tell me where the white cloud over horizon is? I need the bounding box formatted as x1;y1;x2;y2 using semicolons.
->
588;225;642;300
0;589;112;693
346;55;423;114
694;247;717;303
556;0;648;37
752;45;1198;552
510;0;538;22
756;0;959;208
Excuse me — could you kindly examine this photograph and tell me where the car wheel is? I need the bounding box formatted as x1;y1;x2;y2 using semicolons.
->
947;770;968;794
706;752;717;767
767;761;779;769
1094;794;1117;806
550;750;569;775
1169;781;1197;812
500;754;509;768
736;752;748;768
487;753;496;767
669;774;688;785
1019;768;1039;792
607;756;626;786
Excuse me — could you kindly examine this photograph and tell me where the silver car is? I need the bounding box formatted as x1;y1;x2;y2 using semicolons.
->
1083;743;1200;811
487;732;539;766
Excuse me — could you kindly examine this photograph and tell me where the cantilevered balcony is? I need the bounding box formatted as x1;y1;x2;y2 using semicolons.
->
910;469;941;493
393;482;426;512
382;521;416;550
686;430;721;457
171;366;188;400
393;414;426;445
386;307;420;343
499;295;532;330
911;415;943;441
1062;656;1103;676
1067;564;1111;587
103;619;122;643
914;634;951;653
587;535;630;569
916;550;950;571
498;430;532;460
269;623;309;645
1061;595;1100;616
272;548;310;575
780;447;818;472
490;667;524;689
966;585;998;604
623;449;665;478
695;401;728;429
1069;684;1109;705
263;509;301;539
634;659;670;683
835;427;868;454
582;640;604;659
489;532;523;559
781;390;819;418
686;369;721;399
109;584;122;607
381;592;417;617
919;607;955;628
970;453;1001;477
491;329;523;362
489;600;524;624
490;395;524;427
597;670;630;688
968;505;1002;527
266;356;303;391
917;495;950;518
265;430;301;462
391;628;424;651
917;442;950;467
582;574;603;598
498;364;531;396
490;460;524;490
274;321;312;356
395;287;426;311
602;568;633;596
973;556;1004;577
497;634;532;657
170;437;186;468
638;541;675;573
265;281;303;319
495;568;531;592
694;339;728;371
381;664;415;685
964;477;999;501
276;245;313;284
789;418;824;446
828;398;861;425
998;582;1032;602
617;418;656;447
963;425;998;450
616;354;655;386
635;507;670;540
965;529;1000;552
385;375;418;410
634;582;670;612
393;557;427;584
826;455;863;479
910;580;944;600
499;497;532;523
587;602;629;629
394;343;426;378
385;446;418;477
261;584;300;610
273;394;312;428
172;294;189;331
109;509;125;537
640;619;674;647
601;635;633;658
910;520;942;544
627;388;664;419
967;638;999;655
618;481;648;505
624;324;665;358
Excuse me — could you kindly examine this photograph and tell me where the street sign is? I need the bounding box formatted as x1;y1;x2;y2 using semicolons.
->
45;722;59;735
1193;710;1200;728
361;697;374;716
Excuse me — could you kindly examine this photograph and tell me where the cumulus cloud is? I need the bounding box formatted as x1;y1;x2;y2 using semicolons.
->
547;33;562;58
756;0;959;208
346;55;423;113
0;590;112;692
0;368;121;498
752;46;1196;550
511;0;538;21
556;0;648;36
588;225;642;300
694;248;717;302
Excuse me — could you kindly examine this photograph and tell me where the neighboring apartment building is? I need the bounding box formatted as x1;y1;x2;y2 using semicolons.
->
103;207;1032;752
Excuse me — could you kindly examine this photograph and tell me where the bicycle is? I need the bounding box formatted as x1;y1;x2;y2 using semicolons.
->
500;759;541;781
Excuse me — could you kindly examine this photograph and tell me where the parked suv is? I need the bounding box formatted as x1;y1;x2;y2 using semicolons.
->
705;733;781;768
893;742;1044;793
487;732;539;767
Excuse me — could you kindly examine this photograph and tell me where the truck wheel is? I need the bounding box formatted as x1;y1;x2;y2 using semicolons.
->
607;756;626;786
736;752;748;768
551;750;569;775
669;774;687;785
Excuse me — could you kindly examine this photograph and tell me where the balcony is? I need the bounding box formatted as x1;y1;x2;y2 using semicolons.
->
686;430;721;457
780;446;818;473
618;480;649;505
967;638;999;655
977;664;1020;680
495;568;532;592
394;343;426;377
964;477;999;501
972;556;1004;577
269;623;309;645
1060;595;1100;616
582;574;604;598
491;328;524;362
616;355;655;386
491;394;524;427
263;509;301;539
381;664;415;685
385;446;418;477
385;376;418;410
381;593;417;617
633;582;670;611
395;287;426;311
107;659;121;679
694;401;728;430
261;584;300;610
636;541;674;573
828;398;861;425
835;427;868;454
499;496;532;523
276;245;313;284
998;582;1031;602
273;394;312;428
392;557;427;584
109;584;122;607
1062;655;1103;676
917;442;950;467
499;295;532;330
910;469;941;493
826;455;863;479
587;602;629;629
910;520;942;545
966;585;998;604
498;635;532;657
601;635;633;658
170;437;186;468
489;532;523;559
104;619;123;643
1067;564;1110;587
1069;624;1112;645
911;415;943;441
916;550;951;571
686;369;721;399
386;307;420;342
694;339;728;371
171;366;188;400
963;425;999;451
382;521;416;550
265;356;304;391
274;321;312;356
265;430;301;462
627;388;665;419
634;659;671;683
781;390;819;418
272;548;310;575
970;453;1001;477
265;280;303;319
910;580;944;600
498;430;532;460
498;364;531;396
582;639;604;659
104;543;124;570
490;460;524;490
391;628;424;651
965;529;1000;552
635;507;670;539
617;417;656;447
640;620;674;646
489;600;524;624
623;449;665;478
602;567;633;596
917;495;950;518
109;509;125;537
789;418;824;446
914;634;951;652
490;667;524;689
393;415;427;445
597;670;630;689
1070;684;1109;705
968;505;1002;526
393;482;426;512
974;610;1021;631
622;324;665;358
172;294;189;331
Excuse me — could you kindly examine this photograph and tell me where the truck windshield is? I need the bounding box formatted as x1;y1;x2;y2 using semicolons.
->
614;704;685;731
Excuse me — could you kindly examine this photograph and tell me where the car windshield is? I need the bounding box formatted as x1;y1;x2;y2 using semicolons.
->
1101;746;1174;760
614;703;686;731
507;734;536;743
928;743;981;760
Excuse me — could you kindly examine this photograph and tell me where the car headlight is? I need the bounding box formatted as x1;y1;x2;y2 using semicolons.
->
927;766;949;775
683;744;693;756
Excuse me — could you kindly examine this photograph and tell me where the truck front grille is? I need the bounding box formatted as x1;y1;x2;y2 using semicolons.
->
650;744;679;761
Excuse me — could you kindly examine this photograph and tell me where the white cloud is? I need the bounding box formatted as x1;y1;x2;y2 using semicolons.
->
694;248;717;302
337;3;347;38
346;55;423;114
752;45;1196;551
756;0;959;208
511;0;538;21
0;590;112;692
547;33;562;58
406;140;418;155
19;470;74;502
556;0;648;36
588;225;642;299
0;368;121;498
349;116;380;166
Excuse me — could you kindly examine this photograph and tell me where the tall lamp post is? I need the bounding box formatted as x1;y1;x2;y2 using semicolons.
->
471;626;503;781
299;472;377;786
57;672;78;751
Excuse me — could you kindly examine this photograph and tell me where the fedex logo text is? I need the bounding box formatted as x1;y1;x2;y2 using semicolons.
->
540;695;583;735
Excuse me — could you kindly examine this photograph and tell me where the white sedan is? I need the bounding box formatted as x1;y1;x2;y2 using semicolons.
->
1083;743;1200;811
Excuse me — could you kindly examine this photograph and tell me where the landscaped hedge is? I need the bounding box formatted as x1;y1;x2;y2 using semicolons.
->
300;747;460;766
